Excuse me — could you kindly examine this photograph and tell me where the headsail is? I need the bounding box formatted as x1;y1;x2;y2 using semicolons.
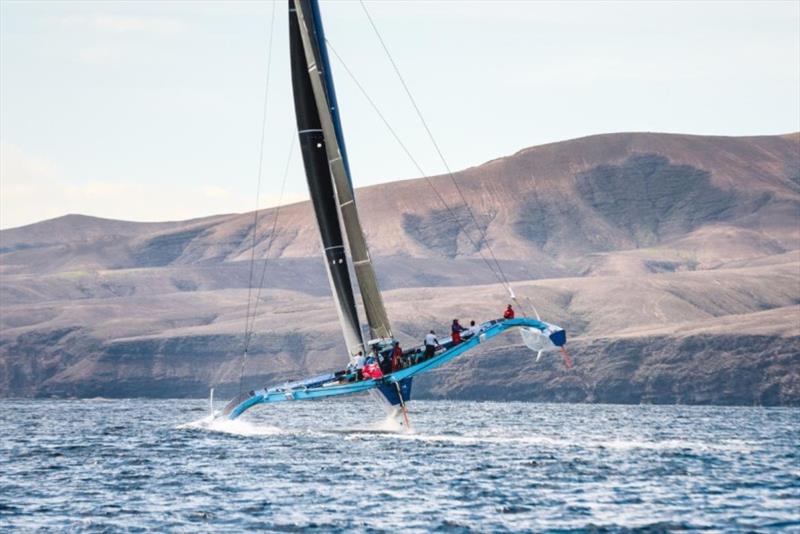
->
292;0;392;341
290;1;363;355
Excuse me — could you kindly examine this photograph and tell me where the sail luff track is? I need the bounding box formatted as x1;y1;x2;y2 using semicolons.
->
290;1;363;356
294;0;393;341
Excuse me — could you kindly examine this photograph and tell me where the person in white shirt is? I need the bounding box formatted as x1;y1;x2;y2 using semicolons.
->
466;320;481;339
348;351;366;380
423;330;439;360
353;351;366;369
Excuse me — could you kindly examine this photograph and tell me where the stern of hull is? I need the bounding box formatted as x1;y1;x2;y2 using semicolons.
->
377;377;413;406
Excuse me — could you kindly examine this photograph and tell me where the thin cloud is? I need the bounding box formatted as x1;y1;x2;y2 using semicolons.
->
0;144;308;229
0;143;57;184
201;186;233;199
77;46;121;64
60;14;184;34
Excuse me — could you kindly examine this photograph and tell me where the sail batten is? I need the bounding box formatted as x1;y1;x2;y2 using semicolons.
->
293;0;393;341
290;1;363;356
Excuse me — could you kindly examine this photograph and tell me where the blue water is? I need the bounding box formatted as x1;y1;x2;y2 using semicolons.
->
0;399;797;532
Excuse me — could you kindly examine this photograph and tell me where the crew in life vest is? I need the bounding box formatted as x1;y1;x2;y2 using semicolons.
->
503;304;515;320
362;355;384;380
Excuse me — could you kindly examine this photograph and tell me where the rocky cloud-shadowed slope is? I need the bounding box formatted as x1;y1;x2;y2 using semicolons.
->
1;132;798;405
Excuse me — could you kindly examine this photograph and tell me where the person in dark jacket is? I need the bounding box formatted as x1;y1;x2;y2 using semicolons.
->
451;319;466;345
373;344;391;375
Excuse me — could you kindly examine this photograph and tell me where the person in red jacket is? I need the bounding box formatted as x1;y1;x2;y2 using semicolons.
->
362;355;383;380
503;304;515;320
390;341;403;372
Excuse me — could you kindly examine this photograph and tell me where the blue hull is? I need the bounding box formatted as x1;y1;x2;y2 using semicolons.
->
221;318;564;419
377;377;413;406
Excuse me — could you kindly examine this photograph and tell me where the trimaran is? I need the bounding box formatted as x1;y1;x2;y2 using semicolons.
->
218;0;569;425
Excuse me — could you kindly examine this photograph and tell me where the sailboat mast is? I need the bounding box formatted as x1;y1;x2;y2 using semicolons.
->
292;0;393;341
290;1;364;356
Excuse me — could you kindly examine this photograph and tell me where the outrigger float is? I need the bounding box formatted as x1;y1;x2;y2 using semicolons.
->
219;0;569;425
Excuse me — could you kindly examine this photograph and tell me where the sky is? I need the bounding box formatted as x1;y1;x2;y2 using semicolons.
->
1;0;798;229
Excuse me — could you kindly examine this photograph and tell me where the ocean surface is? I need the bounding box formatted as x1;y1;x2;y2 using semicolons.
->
0;399;797;533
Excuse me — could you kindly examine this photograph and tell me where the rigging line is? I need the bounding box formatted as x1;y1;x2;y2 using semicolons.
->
325;41;424;178
239;0;277;396
358;0;516;295
243;134;296;353
325;38;510;292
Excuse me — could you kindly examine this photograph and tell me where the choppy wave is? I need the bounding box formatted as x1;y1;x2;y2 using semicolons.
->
1;399;797;532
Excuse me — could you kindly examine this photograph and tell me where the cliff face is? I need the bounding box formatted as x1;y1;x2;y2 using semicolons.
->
1;132;798;405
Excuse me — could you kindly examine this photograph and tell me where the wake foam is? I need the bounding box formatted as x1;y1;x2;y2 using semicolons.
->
389;432;753;452
177;415;281;437
176;415;748;452
376;411;412;433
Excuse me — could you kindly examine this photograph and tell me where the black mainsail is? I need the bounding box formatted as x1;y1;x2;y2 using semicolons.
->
291;0;392;342
290;0;364;355
218;0;570;422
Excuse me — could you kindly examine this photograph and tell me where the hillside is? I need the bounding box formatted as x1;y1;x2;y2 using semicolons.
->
1;132;799;405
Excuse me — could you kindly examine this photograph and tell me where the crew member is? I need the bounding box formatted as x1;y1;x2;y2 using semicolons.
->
451;319;465;345
363;354;383;380
349;351;365;381
465;320;480;339
377;344;392;375
424;330;439;360
391;341;403;372
503;304;515;320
